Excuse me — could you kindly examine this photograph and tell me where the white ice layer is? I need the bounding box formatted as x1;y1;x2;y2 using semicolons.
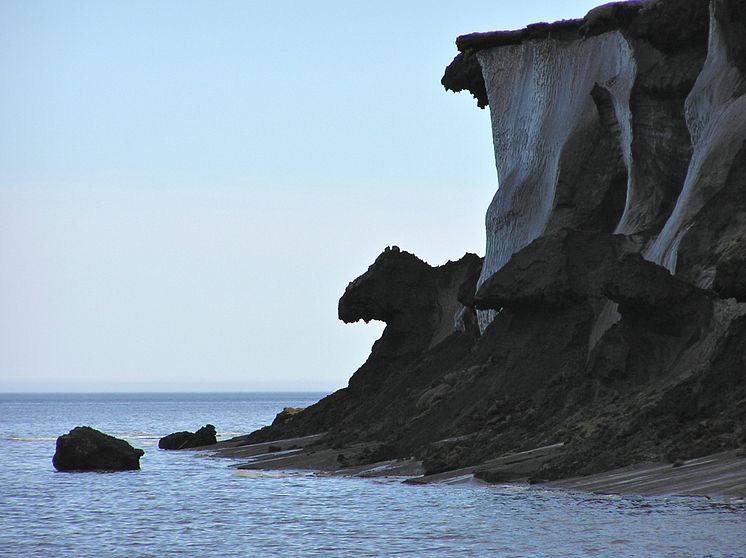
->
646;4;746;276
476;32;635;330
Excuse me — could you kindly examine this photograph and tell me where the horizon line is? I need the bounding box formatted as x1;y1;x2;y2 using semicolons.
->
0;390;333;395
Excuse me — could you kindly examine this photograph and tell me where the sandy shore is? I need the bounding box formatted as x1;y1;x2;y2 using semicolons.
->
206;435;746;500
546;450;746;498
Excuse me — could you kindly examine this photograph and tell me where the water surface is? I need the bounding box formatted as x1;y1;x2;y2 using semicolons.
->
1;393;743;557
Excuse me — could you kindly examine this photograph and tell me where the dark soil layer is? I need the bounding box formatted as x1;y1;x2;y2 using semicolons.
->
242;0;746;482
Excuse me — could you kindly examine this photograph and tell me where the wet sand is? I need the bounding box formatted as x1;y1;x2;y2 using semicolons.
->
546;450;746;498
207;435;746;500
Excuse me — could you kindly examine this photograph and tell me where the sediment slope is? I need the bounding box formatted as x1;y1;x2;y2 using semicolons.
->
243;0;746;484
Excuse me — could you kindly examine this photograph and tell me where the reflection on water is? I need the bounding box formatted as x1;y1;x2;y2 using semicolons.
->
1;393;744;558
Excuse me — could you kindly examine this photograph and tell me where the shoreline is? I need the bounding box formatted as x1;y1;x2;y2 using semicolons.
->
206;434;746;501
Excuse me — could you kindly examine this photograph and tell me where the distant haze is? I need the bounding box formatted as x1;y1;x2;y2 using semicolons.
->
1;0;608;392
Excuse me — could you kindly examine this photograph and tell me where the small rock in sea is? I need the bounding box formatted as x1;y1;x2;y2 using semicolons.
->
267;445;282;453
53;426;144;472
672;459;685;468
158;424;217;450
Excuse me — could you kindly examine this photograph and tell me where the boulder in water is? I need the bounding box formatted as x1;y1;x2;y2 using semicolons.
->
53;426;144;471
158;424;217;450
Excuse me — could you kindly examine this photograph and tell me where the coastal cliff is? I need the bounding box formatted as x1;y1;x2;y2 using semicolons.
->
245;0;746;482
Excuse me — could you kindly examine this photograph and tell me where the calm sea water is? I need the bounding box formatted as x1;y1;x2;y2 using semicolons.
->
1;393;744;558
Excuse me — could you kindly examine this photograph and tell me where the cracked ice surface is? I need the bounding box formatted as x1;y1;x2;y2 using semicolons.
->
476;32;634;330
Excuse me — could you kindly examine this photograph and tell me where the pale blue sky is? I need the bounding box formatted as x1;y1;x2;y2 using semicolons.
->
1;0;607;392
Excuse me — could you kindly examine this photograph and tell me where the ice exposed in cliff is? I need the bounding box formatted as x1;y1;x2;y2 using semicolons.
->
648;0;746;280
242;0;746;483
474;32;634;329
444;0;745;331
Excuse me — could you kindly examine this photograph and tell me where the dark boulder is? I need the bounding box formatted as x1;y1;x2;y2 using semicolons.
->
53;426;144;472
158;424;217;450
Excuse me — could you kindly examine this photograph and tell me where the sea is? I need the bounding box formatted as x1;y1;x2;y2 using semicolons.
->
1;392;744;558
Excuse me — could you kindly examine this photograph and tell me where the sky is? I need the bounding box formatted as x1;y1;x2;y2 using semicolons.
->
1;0;609;392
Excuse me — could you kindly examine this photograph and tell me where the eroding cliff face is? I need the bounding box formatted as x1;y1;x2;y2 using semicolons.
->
245;0;746;481
474;33;635;329
337;247;483;392
446;0;739;331
244;249;483;444
648;0;746;285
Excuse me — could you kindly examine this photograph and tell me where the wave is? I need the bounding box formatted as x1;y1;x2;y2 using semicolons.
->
5;436;57;442
124;431;246;440
233;470;307;479
121;434;161;440
4;431;246;443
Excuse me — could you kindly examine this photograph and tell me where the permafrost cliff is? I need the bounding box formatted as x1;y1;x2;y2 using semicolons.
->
245;0;746;481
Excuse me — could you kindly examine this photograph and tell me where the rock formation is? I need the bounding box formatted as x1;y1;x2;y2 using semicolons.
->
53;426;144;472
243;0;746;480
159;424;218;450
444;0;744;333
271;407;305;426
245;249;483;446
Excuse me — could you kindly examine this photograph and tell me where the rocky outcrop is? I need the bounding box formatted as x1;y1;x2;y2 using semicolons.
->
53;426;144;471
242;249;483;445
414;233;745;477
158;424;217;450
337;247;483;392
241;0;746;483
271;407;305;426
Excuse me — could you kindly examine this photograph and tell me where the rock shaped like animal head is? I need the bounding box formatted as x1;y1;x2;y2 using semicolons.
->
338;246;432;325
